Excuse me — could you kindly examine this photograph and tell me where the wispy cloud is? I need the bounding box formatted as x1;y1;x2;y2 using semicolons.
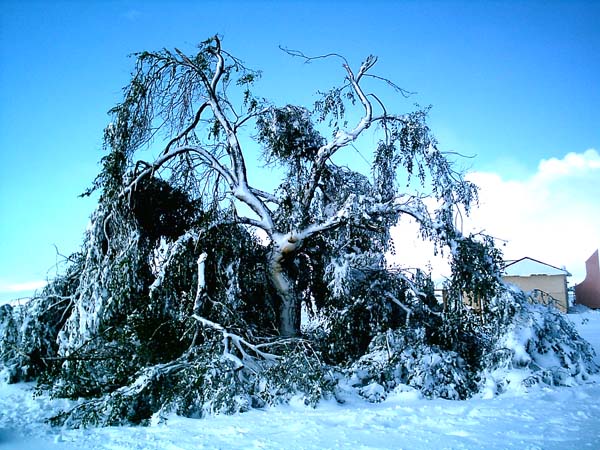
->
0;280;47;294
122;9;142;21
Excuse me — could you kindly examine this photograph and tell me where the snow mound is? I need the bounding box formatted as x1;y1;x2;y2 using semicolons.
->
483;296;598;395
349;288;598;402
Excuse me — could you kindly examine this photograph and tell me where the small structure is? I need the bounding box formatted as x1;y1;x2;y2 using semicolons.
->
575;250;600;309
503;257;570;312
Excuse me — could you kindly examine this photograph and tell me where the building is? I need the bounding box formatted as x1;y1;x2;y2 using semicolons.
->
502;257;570;312
575;250;600;309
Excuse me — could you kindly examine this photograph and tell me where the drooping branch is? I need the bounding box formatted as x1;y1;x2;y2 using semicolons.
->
163;102;210;155
103;37;276;236
120;146;236;200
363;73;415;98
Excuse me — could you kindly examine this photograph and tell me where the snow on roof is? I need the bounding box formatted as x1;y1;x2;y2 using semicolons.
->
503;257;571;277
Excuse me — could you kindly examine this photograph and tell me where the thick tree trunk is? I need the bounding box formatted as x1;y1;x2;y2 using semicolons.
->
268;246;301;337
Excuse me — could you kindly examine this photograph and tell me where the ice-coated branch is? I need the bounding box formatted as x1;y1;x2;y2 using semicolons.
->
386;269;444;320
249;187;280;205
193;252;208;314
50;359;188;427
40;294;75;313
192;314;280;363
385;292;412;327
234;107;270;132
302;56;376;209
208;36;225;92
166;38;276;235
189;42;275;234
162;102;210;155
236;216;274;230
273;192;431;263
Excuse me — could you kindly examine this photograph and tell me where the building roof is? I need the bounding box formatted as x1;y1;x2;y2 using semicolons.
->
503;257;571;277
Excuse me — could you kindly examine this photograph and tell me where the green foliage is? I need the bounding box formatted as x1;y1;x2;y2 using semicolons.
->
130;176;201;241
319;267;427;365
0;253;83;383
256;105;324;164
254;340;334;408
83;35;262;200
374;108;479;214
372;142;398;202
448;233;505;307
314;87;353;132
50;336;335;427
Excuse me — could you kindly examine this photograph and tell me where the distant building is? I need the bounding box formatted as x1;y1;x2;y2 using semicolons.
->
502;257;570;313
575;250;600;309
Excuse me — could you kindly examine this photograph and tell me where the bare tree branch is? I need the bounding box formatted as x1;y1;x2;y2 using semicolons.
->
121;146;236;199
363;73;415;98
163;102;210;155
301;56;377;210
279;46;350;67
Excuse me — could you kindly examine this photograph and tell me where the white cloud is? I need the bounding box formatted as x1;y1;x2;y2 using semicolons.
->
390;149;600;284
0;280;47;305
466;149;600;283
0;280;47;294
537;149;600;180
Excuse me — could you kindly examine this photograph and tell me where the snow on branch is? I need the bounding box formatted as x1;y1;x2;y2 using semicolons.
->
300;56;378;209
192;314;280;365
116;37;275;237
193;253;208;315
190;248;279;364
385;292;412;327
162;102;210;155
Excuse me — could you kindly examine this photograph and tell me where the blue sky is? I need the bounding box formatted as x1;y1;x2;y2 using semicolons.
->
1;0;599;301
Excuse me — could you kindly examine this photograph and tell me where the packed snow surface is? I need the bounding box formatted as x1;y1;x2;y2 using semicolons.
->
2;308;600;450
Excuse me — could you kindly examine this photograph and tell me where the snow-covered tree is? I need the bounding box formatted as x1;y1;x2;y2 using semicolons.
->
1;36;596;426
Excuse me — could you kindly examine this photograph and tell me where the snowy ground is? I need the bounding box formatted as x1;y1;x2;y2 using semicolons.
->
2;308;600;450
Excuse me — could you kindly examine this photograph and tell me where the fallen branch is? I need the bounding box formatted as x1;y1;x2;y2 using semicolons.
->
192;314;281;365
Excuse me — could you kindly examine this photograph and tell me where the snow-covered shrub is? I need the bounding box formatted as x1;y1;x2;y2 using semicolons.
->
253;340;335;408
349;328;478;401
348;285;598;402
0;304;20;382
15;180;335;426
483;287;598;392
319;266;411;364
0;252;83;383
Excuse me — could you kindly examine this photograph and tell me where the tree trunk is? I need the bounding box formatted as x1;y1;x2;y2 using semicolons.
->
268;248;301;337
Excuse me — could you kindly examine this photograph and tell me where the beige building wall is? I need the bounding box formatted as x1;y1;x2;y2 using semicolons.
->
503;274;568;312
